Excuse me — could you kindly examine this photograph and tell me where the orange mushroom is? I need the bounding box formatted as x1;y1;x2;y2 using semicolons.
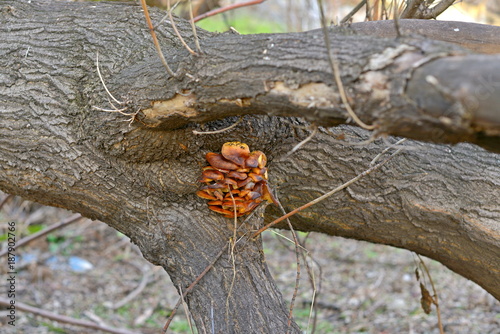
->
237;178;253;188
222;201;247;210
246;151;267;168
196;190;217;200
206;152;239;171
208;206;234;217
199;169;224;182
207;200;224;206
261;182;278;205
248;173;264;182
223;177;239;187
221;142;250;166
197;142;277;218
213;190;224;200
240;201;260;214
227;171;248;180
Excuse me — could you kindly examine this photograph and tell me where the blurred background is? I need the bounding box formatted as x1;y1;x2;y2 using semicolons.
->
1;0;499;333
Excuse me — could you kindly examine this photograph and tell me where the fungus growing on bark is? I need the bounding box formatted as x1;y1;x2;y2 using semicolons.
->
197;142;277;218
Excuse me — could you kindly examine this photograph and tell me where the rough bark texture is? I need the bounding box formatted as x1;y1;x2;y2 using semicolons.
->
1;1;499;332
351;19;500;55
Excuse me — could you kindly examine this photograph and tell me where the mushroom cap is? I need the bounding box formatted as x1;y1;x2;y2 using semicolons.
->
206;152;239;171
221;142;250;166
246;151;267;168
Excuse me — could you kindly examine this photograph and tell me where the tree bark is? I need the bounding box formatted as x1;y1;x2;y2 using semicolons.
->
1;1;499;332
351;19;500;55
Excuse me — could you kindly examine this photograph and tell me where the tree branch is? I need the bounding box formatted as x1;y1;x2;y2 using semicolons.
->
0;1;499;331
0;297;139;334
350;19;500;55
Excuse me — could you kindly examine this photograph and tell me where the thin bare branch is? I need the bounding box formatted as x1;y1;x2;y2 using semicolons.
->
417;254;445;334
252;147;403;237
178;284;196;334
105;269;153;310
225;191;239;325
155;0;182;29
370;138;406;165
421;0;456;19
189;0;202;54
317;0;375;130
163;244;228;332
0;193;13;211
193;0;266;22
193;116;243;135
340;0;367;24
401;0;455;19
301;242;320;334
393;0;402;37
0;297;139;334
285;125;318;158
400;0;424;18
139;0;176;77
275;200;301;334
96;52;123;105
168;0;196;55
0;214;83;257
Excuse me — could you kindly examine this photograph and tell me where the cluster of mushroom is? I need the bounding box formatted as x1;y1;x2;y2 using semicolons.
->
197;142;277;218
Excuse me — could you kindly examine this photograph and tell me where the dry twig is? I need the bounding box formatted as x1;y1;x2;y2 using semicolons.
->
178;284;196;334
0;297;139;334
400;0;424;18
93;52;141;125
252;147;403;237
162;244;228;332
340;0;367;24
139;0;176;77
421;0;456;19
393;0;402;37
192;116;244;135
0;193;13;210
317;0;375;130
285;125;318;158
95;51;123;105
225;190;239;326
188;0;202;53
104;268;154;310
193;0;267;22
300;237;321;334
275;200;301;334
370;138;406;165
167;0;196;55
400;0;456;19
416;254;444;334
0;214;83;257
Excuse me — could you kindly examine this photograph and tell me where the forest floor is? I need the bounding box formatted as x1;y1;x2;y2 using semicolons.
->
0;193;498;334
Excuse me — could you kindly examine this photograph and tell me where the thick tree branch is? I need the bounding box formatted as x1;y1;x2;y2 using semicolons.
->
0;1;499;331
350;19;500;55
135;19;500;151
134;23;500;152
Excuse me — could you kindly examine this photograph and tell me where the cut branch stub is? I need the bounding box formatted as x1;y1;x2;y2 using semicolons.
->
197;142;277;218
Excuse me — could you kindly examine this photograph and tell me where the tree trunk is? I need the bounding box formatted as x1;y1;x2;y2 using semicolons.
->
1;1;499;332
